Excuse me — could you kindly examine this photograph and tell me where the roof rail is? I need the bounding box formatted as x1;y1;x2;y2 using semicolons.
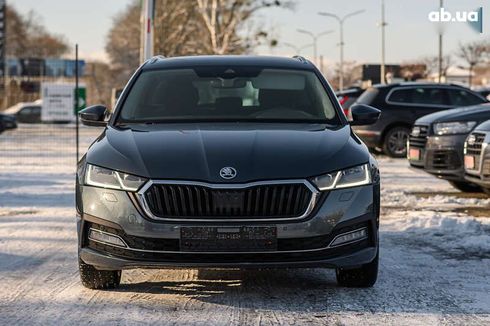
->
149;55;166;64
448;82;465;87
292;55;309;64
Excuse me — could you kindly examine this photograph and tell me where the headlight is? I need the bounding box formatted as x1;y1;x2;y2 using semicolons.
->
85;164;147;191
433;121;476;135
311;164;371;191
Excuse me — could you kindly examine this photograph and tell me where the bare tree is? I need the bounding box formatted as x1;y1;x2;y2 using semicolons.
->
458;41;489;87
399;63;427;81
418;55;452;79
105;1;142;84
195;0;289;54
5;6;68;58
328;61;359;90
84;61;114;107
154;1;207;56
106;0;289;85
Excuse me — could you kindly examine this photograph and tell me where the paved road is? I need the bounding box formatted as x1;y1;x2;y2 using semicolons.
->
1;126;489;325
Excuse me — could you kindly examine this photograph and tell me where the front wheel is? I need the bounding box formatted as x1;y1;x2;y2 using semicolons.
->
79;258;121;289
336;252;378;288
382;126;410;158
449;181;482;193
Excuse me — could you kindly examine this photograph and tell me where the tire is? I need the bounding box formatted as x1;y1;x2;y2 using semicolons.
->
79;258;121;289
336;252;378;288
449;181;482;193
382;126;410;158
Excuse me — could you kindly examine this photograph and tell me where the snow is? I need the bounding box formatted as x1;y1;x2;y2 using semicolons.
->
1;124;490;325
383;211;490;256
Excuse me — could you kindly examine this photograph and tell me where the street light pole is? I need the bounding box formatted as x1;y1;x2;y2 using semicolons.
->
140;0;155;63
438;0;444;83
380;0;387;84
282;42;314;55
318;10;365;91
339;22;344;90
296;29;333;65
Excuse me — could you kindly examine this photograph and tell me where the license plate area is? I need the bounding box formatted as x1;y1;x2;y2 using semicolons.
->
180;226;277;252
464;155;475;169
409;148;421;160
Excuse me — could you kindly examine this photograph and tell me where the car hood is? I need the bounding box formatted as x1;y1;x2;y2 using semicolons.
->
416;103;490;125
474;120;490;132
86;123;369;183
0;113;16;121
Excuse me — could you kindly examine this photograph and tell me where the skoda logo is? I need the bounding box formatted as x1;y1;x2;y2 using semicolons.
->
467;135;476;146
219;167;237;180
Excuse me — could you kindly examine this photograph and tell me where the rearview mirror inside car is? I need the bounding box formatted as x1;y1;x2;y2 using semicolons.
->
79;105;108;127
349;104;381;126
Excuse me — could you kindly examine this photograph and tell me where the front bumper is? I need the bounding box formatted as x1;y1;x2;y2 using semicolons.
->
464;142;490;189
464;173;490;189
408;134;467;181
80;246;377;270
77;183;379;270
0;121;17;132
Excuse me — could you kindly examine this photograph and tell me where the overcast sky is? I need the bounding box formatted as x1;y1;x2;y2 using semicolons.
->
11;0;489;66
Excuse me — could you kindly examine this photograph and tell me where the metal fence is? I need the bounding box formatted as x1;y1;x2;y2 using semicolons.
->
0;123;102;175
0;52;98;176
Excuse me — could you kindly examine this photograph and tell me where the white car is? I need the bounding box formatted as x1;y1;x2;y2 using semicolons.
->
4;100;42;123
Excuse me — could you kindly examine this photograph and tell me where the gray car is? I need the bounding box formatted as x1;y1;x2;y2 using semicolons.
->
76;55;382;290
408;103;490;192
464;120;490;194
352;83;486;158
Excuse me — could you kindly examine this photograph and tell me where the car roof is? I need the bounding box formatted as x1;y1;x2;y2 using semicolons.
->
142;55;315;70
369;82;471;90
336;87;364;96
475;119;490;132
4;99;42;114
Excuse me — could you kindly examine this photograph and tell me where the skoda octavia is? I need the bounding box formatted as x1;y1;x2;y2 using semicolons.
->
76;56;381;289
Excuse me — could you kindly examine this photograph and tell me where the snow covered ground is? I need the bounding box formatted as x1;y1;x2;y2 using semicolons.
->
1;125;490;325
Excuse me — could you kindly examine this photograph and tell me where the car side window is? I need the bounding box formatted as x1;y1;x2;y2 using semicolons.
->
447;89;484;106
387;89;411;103
388;87;447;106
19;107;32;115
412;87;446;105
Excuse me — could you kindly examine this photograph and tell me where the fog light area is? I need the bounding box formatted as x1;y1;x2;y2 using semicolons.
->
88;228;127;248
328;228;368;247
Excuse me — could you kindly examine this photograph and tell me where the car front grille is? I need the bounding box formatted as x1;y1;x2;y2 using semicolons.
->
426;150;461;170
409;125;429;148
465;132;486;173
465;132;486;156
142;182;314;220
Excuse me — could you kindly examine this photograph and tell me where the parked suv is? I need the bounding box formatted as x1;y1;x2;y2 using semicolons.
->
0;113;17;134
336;87;364;115
464;120;490;194
5;100;42;123
351;83;487;157
408;103;490;192
76;55;381;289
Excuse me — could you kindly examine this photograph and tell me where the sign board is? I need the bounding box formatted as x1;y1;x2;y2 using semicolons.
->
41;83;86;122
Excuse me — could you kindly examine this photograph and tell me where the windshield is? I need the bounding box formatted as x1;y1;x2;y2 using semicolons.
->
355;87;378;105
117;67;339;124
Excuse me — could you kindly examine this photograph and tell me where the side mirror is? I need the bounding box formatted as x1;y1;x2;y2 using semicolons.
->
349;104;381;126
79;105;108;127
